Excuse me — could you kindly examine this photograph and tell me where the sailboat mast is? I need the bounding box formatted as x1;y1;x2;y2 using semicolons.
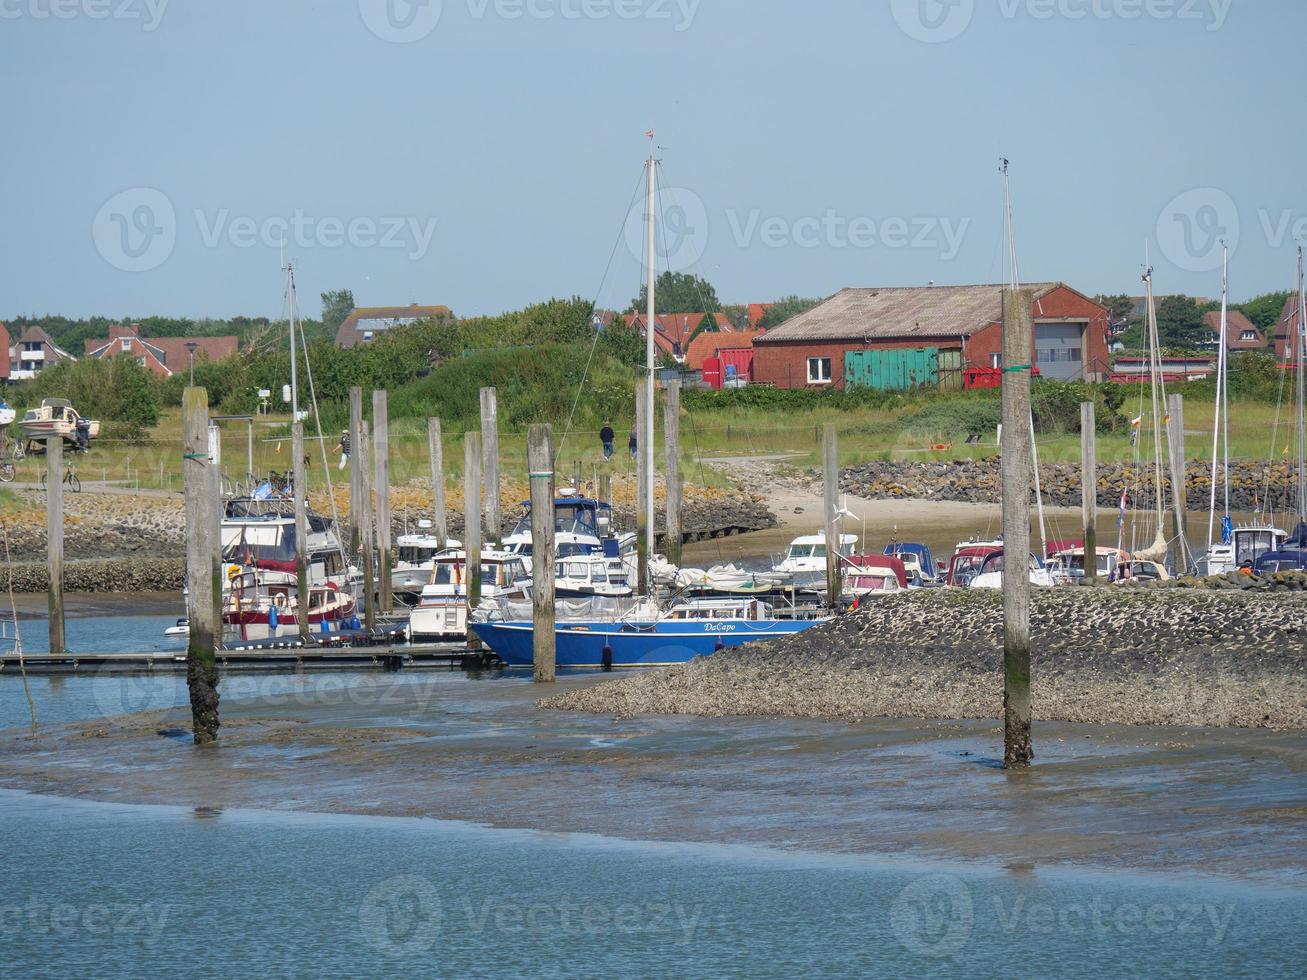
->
644;140;657;586
1144;266;1167;529
287;261;300;423
1297;247;1306;520
1001;159;1046;555
1207;243;1229;549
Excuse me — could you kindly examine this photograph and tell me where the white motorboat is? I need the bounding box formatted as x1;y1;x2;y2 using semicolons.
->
392;522;462;603
771;531;858;590
18;398;100;448
407;550;527;642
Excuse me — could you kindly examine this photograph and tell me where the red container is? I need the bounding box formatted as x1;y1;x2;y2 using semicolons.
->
703;356;723;390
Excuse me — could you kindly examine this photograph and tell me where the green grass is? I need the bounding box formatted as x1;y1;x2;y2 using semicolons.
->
8;389;1293;498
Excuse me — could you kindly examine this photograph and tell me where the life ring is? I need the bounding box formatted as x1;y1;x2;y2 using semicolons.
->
273;593;288;608
227;564;241;581
931;443;952;452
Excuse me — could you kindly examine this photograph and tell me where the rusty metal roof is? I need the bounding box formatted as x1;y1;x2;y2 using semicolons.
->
754;283;1062;344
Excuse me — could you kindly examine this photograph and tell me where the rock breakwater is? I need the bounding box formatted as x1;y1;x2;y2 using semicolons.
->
842;457;1302;512
543;587;1307;730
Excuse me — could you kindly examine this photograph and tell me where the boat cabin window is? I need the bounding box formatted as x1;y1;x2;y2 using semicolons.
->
398;545;438;564
431;563;462;585
311;551;345;577
850;574;895;592
561;561;591;581
1235;532;1278;567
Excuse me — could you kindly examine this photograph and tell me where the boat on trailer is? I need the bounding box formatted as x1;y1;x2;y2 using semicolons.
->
18;398;100;449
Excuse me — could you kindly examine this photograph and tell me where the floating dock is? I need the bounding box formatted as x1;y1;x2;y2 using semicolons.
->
0;642;499;674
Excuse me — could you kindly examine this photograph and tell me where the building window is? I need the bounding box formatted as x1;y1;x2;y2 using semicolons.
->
1241;330;1257;342
121;337;133;351
807;357;832;384
990;353;1001;369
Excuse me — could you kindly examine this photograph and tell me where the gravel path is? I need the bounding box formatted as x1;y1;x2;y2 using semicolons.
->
543;587;1307;730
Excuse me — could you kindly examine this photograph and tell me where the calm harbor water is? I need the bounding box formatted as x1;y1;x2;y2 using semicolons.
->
3;608;1307;976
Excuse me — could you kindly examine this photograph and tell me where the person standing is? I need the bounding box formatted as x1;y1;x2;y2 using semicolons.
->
599;421;615;460
334;429;350;470
628;429;637;459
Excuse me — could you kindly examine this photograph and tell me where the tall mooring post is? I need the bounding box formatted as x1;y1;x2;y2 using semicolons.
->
183;387;220;745
1081;401;1098;585
823;424;841;610
348;387;363;556
292;421;310;640
358;420;377;634
44;437;64;654
1001;288;1034;769
598;471;612;510
480;387;501;545
372;390;393;614
464;432;483;648
1167;392;1189;575
428;417;447;548
528;424;557;683
663;380;683;569
635;378;649;594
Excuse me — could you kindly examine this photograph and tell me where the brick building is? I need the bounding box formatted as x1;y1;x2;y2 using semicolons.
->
85;323;238;379
1274;296;1306;363
8;325;75;381
751;283;1110;390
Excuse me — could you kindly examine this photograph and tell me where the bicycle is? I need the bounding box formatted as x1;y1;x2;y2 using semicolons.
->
0;460;13;484
38;455;82;493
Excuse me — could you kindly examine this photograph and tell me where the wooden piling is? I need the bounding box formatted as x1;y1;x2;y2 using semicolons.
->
1081;402;1097;585
428;417;447;548
183;387;220;745
598;471;612;509
1167;393;1189;575
663;380;683;569
45;437;64;655
464;432;483;647
635;378;649;593
358;420;377;634
372;390;393;614
292;421;310;639
480;387;501;545
1001;288;1034;769
348;387;363;556
822;424;841;609
528;424;556;682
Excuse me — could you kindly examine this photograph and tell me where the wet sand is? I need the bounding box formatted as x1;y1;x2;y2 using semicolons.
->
2;675;1305;883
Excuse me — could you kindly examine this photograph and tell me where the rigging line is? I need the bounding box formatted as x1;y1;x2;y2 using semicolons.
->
293;280;350;573
555;165;650;463
2;522;36;734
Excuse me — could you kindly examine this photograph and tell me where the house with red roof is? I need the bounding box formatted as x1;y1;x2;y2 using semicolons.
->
1202;309;1265;352
9;325;75;380
85;323;238;378
623;312;731;363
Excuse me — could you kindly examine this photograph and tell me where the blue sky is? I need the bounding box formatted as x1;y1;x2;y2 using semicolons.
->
1;0;1300;320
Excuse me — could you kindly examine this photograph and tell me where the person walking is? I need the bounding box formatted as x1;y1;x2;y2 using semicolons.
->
628;429;637;459
599;422;615;460
334;429;350;470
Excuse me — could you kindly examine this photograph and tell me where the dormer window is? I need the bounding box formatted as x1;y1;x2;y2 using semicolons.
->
1240;331;1256;342
121;337;133;351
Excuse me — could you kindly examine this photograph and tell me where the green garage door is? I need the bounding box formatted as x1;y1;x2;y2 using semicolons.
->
844;348;939;391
